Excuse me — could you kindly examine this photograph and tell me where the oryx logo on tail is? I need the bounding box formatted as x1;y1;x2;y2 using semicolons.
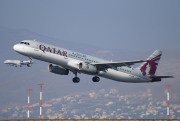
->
139;50;162;76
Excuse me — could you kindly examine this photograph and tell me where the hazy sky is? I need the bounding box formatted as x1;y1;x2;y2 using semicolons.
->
0;0;180;51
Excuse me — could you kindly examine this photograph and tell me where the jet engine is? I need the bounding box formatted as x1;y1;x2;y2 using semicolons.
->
48;64;69;75
67;60;98;74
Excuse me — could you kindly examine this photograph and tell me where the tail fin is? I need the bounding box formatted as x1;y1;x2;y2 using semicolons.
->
139;50;162;76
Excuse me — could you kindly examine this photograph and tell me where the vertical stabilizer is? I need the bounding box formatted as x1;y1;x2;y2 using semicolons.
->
139;50;162;76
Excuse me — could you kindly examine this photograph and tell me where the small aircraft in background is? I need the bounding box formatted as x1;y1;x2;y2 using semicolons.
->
4;59;34;67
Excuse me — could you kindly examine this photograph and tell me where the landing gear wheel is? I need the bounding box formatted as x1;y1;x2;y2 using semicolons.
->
72;77;80;83
92;76;100;82
27;63;32;67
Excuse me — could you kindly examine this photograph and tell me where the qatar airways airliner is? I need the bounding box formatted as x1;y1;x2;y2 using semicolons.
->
13;40;173;83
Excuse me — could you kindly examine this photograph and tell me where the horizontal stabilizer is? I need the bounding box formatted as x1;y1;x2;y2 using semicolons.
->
148;75;174;79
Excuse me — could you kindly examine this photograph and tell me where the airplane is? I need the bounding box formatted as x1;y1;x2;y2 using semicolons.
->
4;59;34;67
13;40;173;83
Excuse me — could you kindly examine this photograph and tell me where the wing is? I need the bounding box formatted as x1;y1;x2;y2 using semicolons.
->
92;60;145;69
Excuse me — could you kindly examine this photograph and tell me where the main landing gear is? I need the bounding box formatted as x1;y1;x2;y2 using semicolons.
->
92;76;100;82
72;72;80;83
72;77;80;83
72;72;100;83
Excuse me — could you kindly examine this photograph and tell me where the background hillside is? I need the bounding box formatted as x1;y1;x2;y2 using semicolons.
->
0;27;179;119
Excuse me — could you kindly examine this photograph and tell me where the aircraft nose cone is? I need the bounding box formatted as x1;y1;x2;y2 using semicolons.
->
13;44;19;51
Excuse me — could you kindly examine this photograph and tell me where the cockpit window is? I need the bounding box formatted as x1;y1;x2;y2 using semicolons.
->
20;42;30;45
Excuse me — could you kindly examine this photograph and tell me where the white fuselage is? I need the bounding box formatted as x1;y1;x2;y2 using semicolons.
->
13;40;151;83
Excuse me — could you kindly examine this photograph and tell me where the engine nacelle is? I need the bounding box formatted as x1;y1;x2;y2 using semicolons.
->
48;64;69;75
67;60;97;74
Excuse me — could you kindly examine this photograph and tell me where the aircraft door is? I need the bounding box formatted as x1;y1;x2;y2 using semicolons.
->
33;41;42;58
34;42;39;51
